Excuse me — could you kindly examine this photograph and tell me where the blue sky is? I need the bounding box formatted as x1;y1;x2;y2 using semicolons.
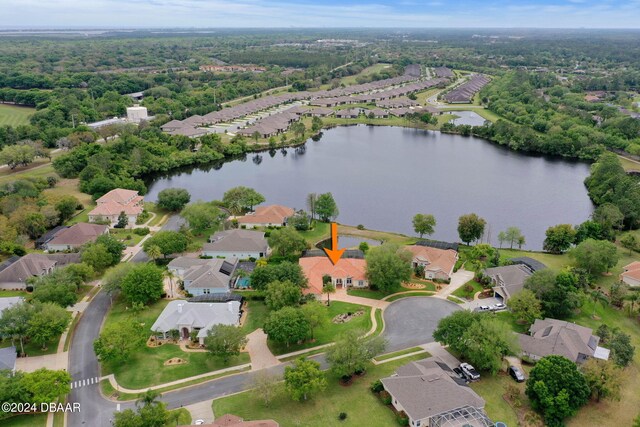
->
2;0;639;28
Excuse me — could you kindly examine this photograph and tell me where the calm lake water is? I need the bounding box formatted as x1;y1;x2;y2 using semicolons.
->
146;125;594;249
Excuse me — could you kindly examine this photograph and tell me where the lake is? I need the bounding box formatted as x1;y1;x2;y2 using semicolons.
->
145;125;594;249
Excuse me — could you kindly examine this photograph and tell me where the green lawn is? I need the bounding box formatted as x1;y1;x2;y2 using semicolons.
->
298;221;330;246
212;354;427;427
452;279;484;300
469;373;521;426
268;301;372;355
0;104;34;126
168;408;191;426
1;414;47;427
384;291;435;302
241;299;271;334
347;284;404;300
101;297;250;389
339;63;392;86
374;347;427;362
110;229;146;247
0;289;30;298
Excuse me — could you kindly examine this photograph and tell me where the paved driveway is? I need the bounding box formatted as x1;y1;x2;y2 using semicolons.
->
383;297;461;352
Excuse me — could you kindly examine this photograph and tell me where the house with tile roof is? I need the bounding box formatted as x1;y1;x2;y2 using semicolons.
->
381;357;492;427
168;257;237;296
202;229;270;260
298;256;367;294
44;223;109;252
88;188;144;226
620;261;640;287
235;205;295;228
0;253;81;290
405;245;458;281
518;318;610;364
151;300;241;343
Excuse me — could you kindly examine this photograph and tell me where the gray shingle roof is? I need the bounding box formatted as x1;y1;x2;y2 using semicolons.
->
519;318;601;362
381;357;486;423
151;300;241;339
0;253;81;285
0;346;16;371
203;229;268;254
169;257;238;291
0;297;23;315
485;264;533;300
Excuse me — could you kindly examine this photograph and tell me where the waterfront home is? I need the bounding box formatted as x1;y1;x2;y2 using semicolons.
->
88;188;144;226
405;245;458;281
299;256;367;294
236;205;294;228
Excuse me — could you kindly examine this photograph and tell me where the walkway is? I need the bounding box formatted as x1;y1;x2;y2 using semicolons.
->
435;268;474;299
184;400;214;424
331;287;390;309
245;329;280;371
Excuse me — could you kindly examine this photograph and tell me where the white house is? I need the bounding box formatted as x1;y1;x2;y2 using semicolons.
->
151;300;241;344
202;229;270;260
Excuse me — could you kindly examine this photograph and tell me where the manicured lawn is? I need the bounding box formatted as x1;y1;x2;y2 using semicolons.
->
0;289;30;298
347;284;403;300
102;341;250;390
2;414;47;427
452;279;484;300
497;248;571;272
373;308;384;335
298;221;330;246
241;299;271;334
337;224;415;246
101;297;250;389
0;104;34;126
374;347;427;362
110;229;146;247
384;291;435;302
407;278;437;291
267;301;372;355
469;373;521;426
168;408;191;426
493;311;530;334
212;354;427;427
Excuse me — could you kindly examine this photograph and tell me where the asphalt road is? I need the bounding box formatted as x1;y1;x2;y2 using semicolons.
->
67;212;330;426
382;297;461;351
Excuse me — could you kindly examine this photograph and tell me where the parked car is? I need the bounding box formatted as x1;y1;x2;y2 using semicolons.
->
194;420;205;426
508;365;526;383
478;305;491;311
494;303;506;310
459;363;480;381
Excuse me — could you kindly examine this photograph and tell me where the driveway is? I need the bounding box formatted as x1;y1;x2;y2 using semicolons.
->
383;297;461;352
130;214;185;262
438;268;474;298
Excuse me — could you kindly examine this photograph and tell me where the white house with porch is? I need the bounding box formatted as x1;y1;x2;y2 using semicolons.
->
150;300;241;344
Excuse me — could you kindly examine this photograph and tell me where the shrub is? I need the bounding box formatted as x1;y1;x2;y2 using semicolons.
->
357;224;365;230
396;411;409;426
26;285;34;293
338;412;348;421
370;379;384;393
133;227;150;236
380;390;391;405
47;176;58;187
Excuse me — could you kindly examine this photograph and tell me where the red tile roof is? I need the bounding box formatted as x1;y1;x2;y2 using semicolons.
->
89;188;144;217
621;262;640;281
404;245;457;277
299;256;367;294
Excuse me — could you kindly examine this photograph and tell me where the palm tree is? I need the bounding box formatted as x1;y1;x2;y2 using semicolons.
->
137;389;161;407
306;193;317;225
625;292;640;317
147;244;162;263
323;279;335;306
589;289;609;317
165;269;177;298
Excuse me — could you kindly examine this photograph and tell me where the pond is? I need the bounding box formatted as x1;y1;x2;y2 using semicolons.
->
145;125;594;249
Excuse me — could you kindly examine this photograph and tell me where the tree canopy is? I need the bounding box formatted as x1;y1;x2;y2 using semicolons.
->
157;188;191;211
365;243;412;292
457;213;486;245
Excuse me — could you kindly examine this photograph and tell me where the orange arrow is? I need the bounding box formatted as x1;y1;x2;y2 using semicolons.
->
323;223;345;265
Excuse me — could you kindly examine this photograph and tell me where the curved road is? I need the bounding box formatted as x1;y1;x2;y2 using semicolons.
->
68;214;326;426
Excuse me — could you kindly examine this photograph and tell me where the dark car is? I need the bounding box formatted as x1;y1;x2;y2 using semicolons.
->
508;365;526;382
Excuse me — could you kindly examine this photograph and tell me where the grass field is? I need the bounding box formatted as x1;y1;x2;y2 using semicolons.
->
618;155;640;172
469;372;521;426
212;354;427;427
2;414;47;427
0;104;34;127
374;347;427;362
101;297;249;389
383;291;435;302
339;63;392;86
452;279;484;300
